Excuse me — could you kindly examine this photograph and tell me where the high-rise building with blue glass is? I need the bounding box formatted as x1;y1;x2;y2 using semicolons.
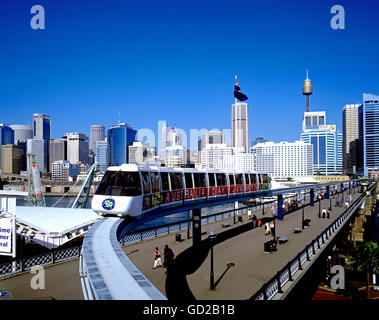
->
301;112;342;175
0;124;14;170
108;123;137;166
363;93;379;176
96;141;110;172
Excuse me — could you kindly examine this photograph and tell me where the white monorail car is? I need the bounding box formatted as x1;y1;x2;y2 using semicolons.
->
91;164;271;218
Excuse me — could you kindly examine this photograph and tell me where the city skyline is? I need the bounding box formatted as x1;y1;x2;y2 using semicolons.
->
1;1;379;143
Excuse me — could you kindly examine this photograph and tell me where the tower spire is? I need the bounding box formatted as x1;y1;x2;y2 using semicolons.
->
302;70;313;112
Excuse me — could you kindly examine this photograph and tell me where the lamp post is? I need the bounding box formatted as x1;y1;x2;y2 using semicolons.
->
208;228;217;290
302;200;305;229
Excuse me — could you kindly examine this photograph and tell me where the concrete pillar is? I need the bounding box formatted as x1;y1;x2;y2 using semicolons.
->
310;189;314;207
326;186;330;200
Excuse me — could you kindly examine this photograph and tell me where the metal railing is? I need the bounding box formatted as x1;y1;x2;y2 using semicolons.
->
251;183;374;300
0;245;82;279
118;201;279;246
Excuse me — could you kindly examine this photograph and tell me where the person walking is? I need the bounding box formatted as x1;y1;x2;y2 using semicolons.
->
153;247;163;269
163;245;175;274
322;208;326;218
264;223;271;236
258;218;262;228
252;214;257;228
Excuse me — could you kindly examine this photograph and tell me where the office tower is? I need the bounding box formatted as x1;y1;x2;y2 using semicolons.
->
160;122;185;151
0;124;14;170
33;114;50;172
27;139;46;173
232;102;249;153
66;132;89;164
363;93;379;176
162;145;186;168
302;71;313;112
49;138;67;172
90;125;105;154
52;160;80;181
1;144;26;174
10;124;33;144
108;123;137;166
302;111;326;131
252;141;313;178
200;129;225;151
201;144;233;169
342;104;363;174
215;153;255;171
95;141;110;172
33;114;50;140
128;142;155;165
301;124;343;175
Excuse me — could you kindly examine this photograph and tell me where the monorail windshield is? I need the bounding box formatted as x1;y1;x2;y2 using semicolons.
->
95;171;142;196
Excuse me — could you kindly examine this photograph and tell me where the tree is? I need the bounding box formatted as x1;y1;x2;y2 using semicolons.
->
345;241;379;299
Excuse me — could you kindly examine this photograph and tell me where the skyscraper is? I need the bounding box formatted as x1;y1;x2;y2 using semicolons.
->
33;114;50;172
301;124;343;175
128;142;155;165
342;104;363;174
108;123;137;166
363;93;379;176
49;138;67;172
95;141;110;172
232;102;249;153
10;124;33;144
0;124;14;170
90;125;105;154
66;132;89;164
33;114;50;140
200;129;225;151
1;144;26;174
27;139;46;173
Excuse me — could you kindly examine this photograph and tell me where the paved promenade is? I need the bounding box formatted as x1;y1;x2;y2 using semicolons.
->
0;189;358;300
125;190;359;300
0;259;83;300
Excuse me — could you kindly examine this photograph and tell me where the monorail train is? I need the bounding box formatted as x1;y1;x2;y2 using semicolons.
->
91;164;271;218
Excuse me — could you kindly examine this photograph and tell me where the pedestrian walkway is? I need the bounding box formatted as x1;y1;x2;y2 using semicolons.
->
126;190;359;300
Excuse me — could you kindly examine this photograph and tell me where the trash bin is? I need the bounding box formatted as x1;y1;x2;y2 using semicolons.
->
175;234;181;242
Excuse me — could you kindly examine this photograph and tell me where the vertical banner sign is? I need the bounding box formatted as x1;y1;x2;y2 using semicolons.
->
0;218;13;254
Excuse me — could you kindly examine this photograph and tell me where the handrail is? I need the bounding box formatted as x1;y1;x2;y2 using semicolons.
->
251;182;375;300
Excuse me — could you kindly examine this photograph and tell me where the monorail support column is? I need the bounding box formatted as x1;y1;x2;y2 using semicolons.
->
310;189;314;207
326;186;330;200
192;208;202;247
341;183;344;203
277;194;283;221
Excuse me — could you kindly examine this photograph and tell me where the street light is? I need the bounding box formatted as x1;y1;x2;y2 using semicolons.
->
208;228;217;290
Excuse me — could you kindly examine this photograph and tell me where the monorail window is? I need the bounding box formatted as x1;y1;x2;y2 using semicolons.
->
245;174;250;185
194;173;206;188
216;173;226;186
208;173;216;187
185;173;193;188
235;174;243;185
161;172;170;191
170;173;183;190
150;172;160;193
95;171;142;196
229;174;235;185
141;171;151;194
250;174;257;184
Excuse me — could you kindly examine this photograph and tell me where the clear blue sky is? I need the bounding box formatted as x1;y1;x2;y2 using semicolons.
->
1;0;378;146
